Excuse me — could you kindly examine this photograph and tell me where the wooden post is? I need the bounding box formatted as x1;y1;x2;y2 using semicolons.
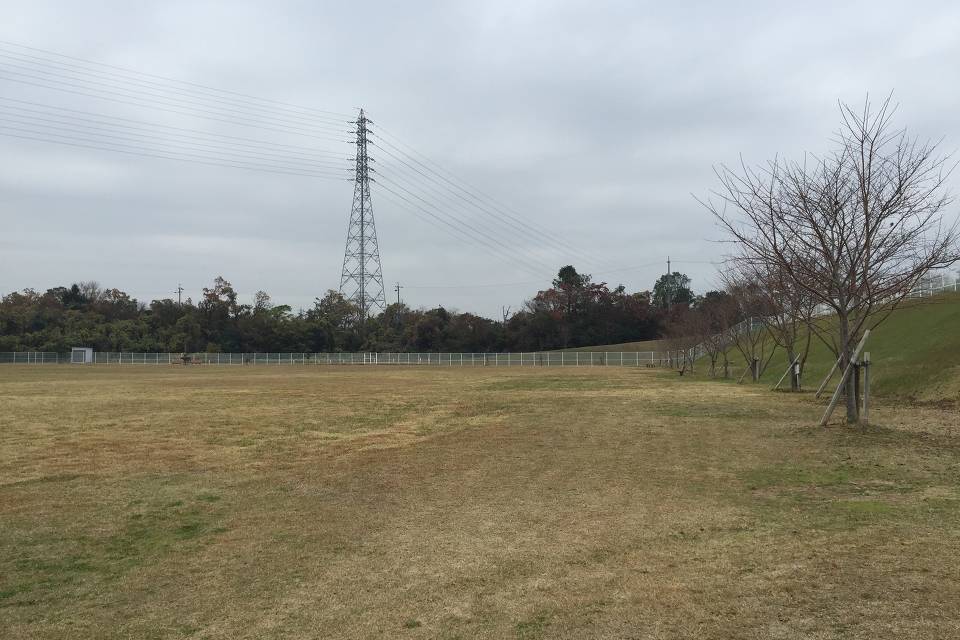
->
736;361;750;384
815;356;842;398
862;351;871;423
853;362;861;416
819;329;871;426
772;354;801;391
814;329;864;399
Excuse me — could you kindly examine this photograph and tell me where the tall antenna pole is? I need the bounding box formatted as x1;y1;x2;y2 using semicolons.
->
176;283;183;306
665;256;671;310
339;108;386;324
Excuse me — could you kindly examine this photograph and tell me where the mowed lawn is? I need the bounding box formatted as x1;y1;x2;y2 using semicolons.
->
1;366;959;639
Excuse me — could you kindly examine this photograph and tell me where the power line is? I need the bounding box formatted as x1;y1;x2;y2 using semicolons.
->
372;123;621;271
400;260;721;291
0;40;353;118
0;42;700;284
372;142;577;267
0;110;351;171
373;154;564;268
374;183;549;279
0;96;349;157
0;65;350;140
0;49;347;129
373;173;556;276
0;71;353;144
0;119;351;175
402;261;672;290
404;280;545;290
0;129;353;180
0;103;347;163
372;134;586;260
374;182;548;277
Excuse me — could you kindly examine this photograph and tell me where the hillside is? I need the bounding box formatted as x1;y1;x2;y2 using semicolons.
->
558;338;667;353
699;293;960;402
757;293;960;402
577;293;960;402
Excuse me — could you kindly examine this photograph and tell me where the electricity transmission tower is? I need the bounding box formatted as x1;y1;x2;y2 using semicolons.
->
339;108;386;323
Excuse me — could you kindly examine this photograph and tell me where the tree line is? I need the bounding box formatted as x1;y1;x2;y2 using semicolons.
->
0;267;701;354
685;95;959;424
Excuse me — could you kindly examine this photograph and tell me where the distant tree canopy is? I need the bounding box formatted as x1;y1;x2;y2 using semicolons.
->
652;272;694;309
0;267;683;353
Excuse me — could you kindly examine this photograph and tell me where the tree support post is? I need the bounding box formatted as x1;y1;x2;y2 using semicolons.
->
862;352;871;423
819;330;871;426
772;354;801;391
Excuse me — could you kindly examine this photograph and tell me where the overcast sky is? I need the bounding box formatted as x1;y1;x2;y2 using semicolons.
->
2;1;960;318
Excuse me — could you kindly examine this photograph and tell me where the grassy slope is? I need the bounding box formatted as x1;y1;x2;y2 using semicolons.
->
558;338;666;353
752;293;960;402
574;293;960;401
1;366;959;639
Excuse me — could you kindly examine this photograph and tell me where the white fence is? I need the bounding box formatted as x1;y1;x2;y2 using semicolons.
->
907;272;960;298
0;351;672;367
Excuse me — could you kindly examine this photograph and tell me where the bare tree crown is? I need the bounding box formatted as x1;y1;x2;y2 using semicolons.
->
700;94;959;421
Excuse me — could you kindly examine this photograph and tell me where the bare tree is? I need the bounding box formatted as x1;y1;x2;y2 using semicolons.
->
694;291;740;378
661;308;700;374
691;308;721;377
704;95;959;422
723;279;776;382
725;258;817;390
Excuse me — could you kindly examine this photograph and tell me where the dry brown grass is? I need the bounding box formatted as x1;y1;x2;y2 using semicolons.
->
1;365;959;639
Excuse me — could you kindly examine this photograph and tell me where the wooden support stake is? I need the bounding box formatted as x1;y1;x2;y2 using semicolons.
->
815;355;843;399
819;330;871;427
862;351;871;423
772;354;802;391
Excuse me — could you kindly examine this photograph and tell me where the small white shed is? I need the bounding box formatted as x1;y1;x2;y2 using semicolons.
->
70;347;94;364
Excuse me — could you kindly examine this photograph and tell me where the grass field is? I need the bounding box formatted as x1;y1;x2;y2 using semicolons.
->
2;365;959;639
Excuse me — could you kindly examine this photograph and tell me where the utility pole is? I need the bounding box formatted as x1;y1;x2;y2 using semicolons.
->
339;108;386;326
393;282;403;328
176;284;183;306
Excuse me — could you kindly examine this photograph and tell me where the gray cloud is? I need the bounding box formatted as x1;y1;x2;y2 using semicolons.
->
2;0;959;317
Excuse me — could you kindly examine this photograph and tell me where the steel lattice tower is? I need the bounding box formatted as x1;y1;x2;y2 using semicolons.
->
339;109;386;322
